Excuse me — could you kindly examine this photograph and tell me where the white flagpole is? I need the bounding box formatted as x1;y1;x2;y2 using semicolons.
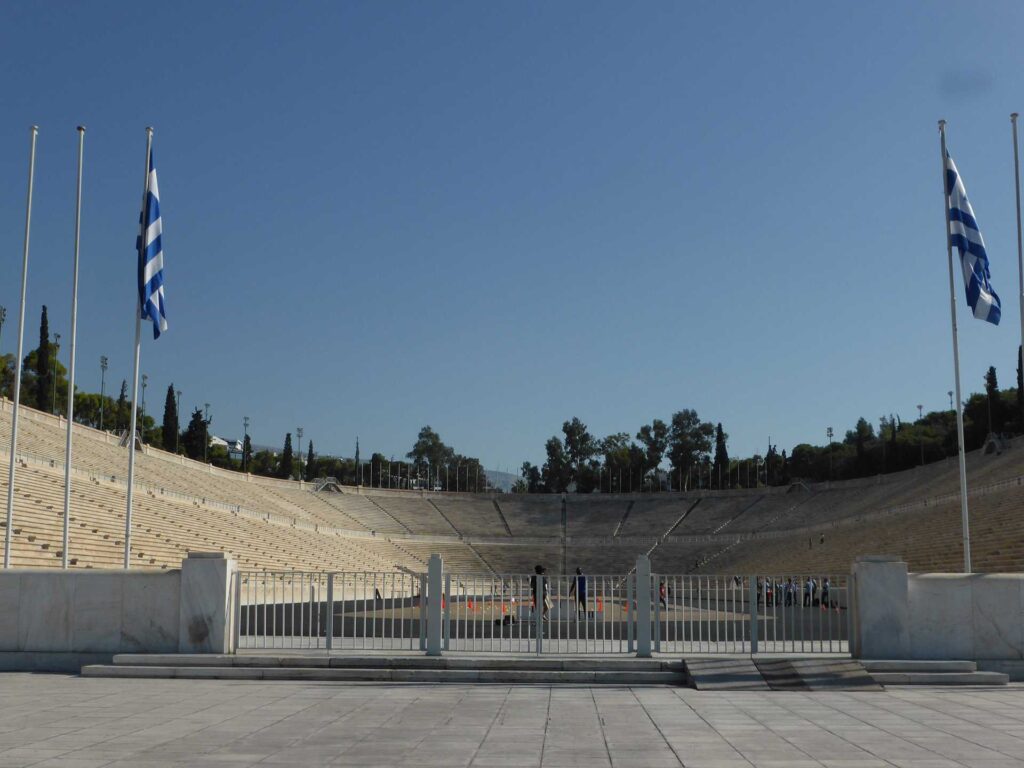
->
124;126;153;569
4;126;38;570
939;119;972;573
62;126;86;569
1012;113;1023;427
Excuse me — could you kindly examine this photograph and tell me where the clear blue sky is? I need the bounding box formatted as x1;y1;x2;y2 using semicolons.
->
2;1;1024;471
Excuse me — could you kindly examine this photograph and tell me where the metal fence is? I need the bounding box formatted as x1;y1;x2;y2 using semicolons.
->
233;560;851;656
443;573;635;654
235;570;425;651
653;573;850;654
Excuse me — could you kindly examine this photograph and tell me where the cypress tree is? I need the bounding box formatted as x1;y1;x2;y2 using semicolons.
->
304;440;315;481
161;384;178;452
280;433;294;479
712;423;729;488
1017;345;1023;431
115;380;128;432
181;408;209;460
35;305;51;412
242;434;253;472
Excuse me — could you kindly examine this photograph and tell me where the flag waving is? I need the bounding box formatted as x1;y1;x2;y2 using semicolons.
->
946;151;1001;325
138;151;168;338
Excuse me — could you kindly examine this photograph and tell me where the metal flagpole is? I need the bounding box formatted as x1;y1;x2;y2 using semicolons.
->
124;127;153;569
939;119;972;573
4;126;38;570
1012;113;1024;428
62;126;86;569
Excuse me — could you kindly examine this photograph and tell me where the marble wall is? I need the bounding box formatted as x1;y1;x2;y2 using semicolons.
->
853;557;1024;660
0;552;236;655
908;573;1024;660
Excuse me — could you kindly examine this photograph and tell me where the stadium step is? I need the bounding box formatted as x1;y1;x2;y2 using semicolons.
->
861;659;1009;686
80;653;690;685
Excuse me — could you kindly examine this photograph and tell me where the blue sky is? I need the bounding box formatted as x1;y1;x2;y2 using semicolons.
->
2;1;1024;471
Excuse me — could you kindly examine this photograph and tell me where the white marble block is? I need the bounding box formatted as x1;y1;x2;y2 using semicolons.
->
908;574;973;659
178;552;237;653
852;555;909;659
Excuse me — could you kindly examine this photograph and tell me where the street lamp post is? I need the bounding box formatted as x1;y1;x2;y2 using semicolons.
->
52;333;60;414
948;390;954;411
99;356;108;430
175;390;181;452
917;404;924;465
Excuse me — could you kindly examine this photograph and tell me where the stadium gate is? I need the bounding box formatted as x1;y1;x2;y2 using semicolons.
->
233;556;850;656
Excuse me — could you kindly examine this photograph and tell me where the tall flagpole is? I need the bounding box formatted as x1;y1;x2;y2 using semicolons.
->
939;119;972;573
62;126;86;569
124;126;153;569
1012;113;1023;429
4;126;38;570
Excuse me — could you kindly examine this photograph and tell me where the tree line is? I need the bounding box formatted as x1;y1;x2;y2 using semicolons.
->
517;354;1024;492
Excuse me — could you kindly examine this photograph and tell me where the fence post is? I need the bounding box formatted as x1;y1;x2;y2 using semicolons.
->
636;556;652;657
627;575;634;653
232;570;241;653
535;574;545;655
419;574;427;651
426;554;443;656
444;573;451;651
325;573;334;651
749;576;758;654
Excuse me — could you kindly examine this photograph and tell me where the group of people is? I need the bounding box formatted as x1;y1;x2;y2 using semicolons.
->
530;565;592;620
757;576;833;608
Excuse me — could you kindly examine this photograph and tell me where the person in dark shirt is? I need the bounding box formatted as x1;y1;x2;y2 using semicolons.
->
568;567;587;617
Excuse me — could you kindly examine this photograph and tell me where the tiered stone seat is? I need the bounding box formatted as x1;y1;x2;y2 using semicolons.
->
366;494;456;535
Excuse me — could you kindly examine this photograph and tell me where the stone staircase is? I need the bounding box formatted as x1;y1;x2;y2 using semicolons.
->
81;653;689;685
861;659;1009;686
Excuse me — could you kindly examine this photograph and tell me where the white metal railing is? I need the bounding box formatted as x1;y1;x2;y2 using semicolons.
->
443;573;635;654
231;561;851;656
234;570;425;651
652;573;850;654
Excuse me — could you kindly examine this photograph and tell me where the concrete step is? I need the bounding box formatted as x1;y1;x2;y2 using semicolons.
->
110;653;683;672
82;664;686;684
862;660;977;673
871;671;1008;686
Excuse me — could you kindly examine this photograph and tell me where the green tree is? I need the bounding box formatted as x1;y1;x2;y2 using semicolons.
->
305;441;316;482
242;434;253;472
561;417;597;491
712;423;729;488
181;408;210;461
35;305;52;412
115;380;128;432
1017;346;1023;432
407;425;455;473
249;449;277;477
161;384;178;452
667;409;714;488
636;419;669;489
280;433;294;479
984;365;1003;434
520;461;542;493
542;436;571;493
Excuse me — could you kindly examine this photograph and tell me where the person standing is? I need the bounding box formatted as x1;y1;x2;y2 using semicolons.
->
531;564;550;620
568;567;587;617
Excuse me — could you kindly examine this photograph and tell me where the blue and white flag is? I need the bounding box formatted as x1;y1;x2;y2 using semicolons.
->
946;152;1000;325
137;151;168;338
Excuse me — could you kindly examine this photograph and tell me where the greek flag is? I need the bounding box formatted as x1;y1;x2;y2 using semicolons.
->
137;151;168;338
946;151;1000;325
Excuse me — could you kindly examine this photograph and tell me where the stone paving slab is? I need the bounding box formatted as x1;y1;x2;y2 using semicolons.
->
0;674;1023;767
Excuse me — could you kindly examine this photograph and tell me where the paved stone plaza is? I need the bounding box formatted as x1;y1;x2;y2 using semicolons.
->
0;675;1022;767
